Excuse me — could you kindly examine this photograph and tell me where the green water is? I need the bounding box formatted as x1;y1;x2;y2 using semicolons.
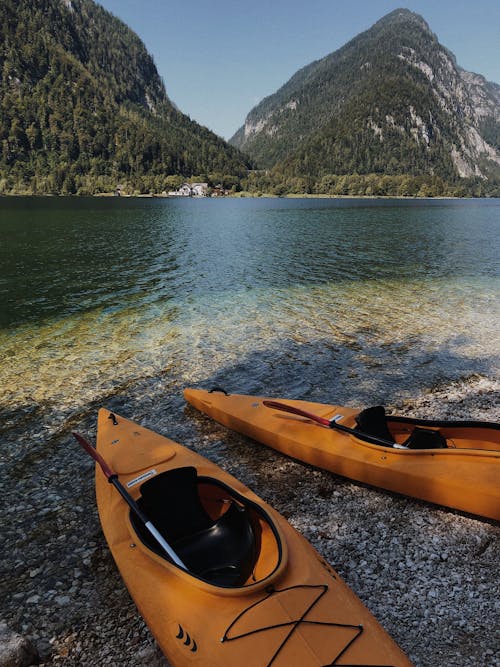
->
1;196;499;436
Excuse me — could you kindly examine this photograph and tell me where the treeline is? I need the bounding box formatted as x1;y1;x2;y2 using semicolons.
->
0;171;244;196
240;171;499;198
275;76;462;181
1;169;498;198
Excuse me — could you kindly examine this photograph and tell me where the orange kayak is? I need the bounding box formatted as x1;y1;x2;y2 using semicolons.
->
183;388;500;521
93;408;412;666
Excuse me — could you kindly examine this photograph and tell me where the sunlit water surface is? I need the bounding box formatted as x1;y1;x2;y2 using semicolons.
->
1;196;499;443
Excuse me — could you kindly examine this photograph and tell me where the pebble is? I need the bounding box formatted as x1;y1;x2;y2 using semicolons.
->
54;597;71;607
25;597;40;605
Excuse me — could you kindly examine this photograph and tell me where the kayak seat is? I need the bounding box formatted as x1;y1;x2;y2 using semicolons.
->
402;427;448;450
173;501;257;586
355;406;394;442
133;466;257;587
356;406;447;449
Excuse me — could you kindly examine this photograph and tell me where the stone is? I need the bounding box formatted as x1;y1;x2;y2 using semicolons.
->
0;622;39;667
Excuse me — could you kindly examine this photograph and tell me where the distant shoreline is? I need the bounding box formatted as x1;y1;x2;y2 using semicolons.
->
0;192;489;200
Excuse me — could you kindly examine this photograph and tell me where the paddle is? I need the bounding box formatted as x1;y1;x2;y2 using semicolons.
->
73;432;187;569
262;400;407;449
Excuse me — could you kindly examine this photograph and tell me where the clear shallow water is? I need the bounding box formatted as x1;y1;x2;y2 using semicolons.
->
0;196;499;438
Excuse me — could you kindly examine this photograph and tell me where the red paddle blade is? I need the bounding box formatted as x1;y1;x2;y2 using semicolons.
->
73;432;115;479
262;400;331;427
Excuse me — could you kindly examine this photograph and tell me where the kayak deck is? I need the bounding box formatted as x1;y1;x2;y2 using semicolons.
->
94;408;413;666
184;389;500;521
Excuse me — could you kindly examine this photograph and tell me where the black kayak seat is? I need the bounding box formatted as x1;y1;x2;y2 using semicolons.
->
133;466;257;586
356;406;447;449
403;427;447;450
355;406;393;442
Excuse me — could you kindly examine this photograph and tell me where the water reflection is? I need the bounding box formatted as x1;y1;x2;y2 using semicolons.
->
0;197;498;433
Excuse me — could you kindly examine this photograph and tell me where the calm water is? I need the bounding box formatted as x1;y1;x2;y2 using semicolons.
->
1;196;499;439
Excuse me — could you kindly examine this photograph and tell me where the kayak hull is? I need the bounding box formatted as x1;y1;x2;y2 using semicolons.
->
183;389;500;522
94;408;413;666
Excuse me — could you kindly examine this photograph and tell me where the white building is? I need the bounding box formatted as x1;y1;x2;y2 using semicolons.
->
168;183;208;197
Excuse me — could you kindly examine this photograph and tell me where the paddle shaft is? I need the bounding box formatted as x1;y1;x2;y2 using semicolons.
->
262;400;406;449
73;432;187;568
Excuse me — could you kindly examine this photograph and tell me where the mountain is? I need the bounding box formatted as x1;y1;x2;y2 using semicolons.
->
0;0;250;194
231;9;500;191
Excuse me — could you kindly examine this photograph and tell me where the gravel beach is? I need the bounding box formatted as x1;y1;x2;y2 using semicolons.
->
1;374;498;667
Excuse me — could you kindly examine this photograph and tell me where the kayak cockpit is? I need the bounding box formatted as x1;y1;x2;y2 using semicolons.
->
355;406;447;449
355;405;500;451
129;466;284;588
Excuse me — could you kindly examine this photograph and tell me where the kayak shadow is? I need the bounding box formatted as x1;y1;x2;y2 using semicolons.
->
188;331;498;408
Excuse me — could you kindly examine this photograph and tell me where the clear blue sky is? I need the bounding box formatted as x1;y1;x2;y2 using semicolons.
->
97;1;500;140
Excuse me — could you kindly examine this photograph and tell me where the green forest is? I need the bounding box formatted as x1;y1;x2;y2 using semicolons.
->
0;0;250;195
239;171;495;198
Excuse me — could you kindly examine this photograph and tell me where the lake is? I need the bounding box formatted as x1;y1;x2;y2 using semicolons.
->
0;196;499;440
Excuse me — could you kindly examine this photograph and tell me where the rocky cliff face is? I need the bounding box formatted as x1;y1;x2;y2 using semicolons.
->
396;41;500;177
231;9;500;182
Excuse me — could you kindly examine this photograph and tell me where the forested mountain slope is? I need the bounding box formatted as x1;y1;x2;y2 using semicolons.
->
232;9;500;189
0;0;250;194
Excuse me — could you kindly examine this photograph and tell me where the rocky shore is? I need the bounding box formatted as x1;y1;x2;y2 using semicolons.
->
1;375;498;667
